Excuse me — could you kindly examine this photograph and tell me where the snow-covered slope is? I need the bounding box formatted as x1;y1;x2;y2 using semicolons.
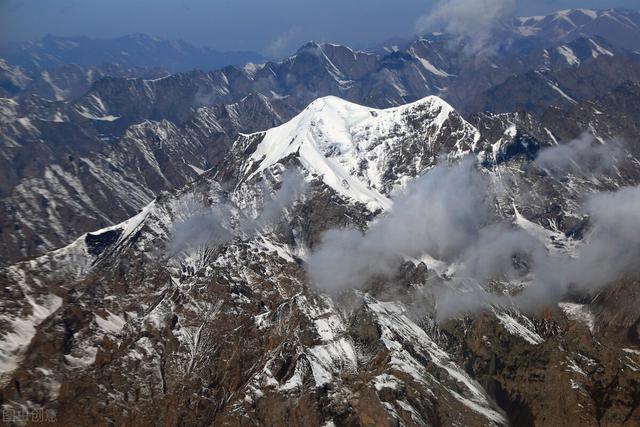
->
237;95;480;211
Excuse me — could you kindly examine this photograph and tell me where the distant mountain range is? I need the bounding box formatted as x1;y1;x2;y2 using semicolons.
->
510;8;640;51
0;33;264;72
0;58;167;100
376;8;640;54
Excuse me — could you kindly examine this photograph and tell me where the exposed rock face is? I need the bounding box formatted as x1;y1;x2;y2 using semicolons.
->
0;59;30;98
0;92;290;265
1;95;639;426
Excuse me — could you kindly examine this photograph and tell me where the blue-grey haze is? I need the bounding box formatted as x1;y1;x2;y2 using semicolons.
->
1;0;639;57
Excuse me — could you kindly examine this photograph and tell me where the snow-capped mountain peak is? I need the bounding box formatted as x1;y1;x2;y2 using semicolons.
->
239;95;480;211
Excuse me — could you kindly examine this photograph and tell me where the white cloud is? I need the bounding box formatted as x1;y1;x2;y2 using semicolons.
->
264;26;299;58
416;0;516;55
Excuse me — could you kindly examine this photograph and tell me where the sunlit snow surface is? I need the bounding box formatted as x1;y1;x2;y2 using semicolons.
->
243;95;478;212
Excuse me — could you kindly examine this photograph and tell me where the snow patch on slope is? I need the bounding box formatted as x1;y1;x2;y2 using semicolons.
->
514;205;578;255
559;302;595;332
364;297;507;425
557;46;580;66
0;294;62;383
493;309;544;345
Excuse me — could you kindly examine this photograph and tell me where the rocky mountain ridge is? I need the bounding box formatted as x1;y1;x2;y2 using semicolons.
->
0;91;290;265
1;94;639;425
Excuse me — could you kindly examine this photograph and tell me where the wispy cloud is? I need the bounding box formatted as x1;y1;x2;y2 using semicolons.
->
416;0;516;55
306;138;640;320
264;26;300;58
168;168;306;255
533;133;625;177
307;157;492;293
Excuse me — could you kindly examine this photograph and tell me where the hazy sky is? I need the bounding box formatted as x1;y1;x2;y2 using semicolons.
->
1;0;639;56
